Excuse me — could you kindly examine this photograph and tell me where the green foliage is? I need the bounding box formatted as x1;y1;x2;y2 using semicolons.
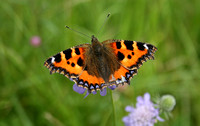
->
0;0;200;125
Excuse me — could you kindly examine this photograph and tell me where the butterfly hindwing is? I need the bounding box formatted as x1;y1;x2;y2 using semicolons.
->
74;71;106;92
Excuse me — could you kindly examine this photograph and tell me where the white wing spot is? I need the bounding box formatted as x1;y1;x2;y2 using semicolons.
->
144;44;149;50
110;74;116;81
121;75;126;82
51;57;55;63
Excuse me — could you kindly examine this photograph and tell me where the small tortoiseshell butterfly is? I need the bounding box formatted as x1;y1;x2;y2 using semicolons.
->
44;35;157;94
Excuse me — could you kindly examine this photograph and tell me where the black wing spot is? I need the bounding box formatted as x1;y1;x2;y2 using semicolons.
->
54;53;61;63
67;61;70;64
124;40;134;50
63;49;72;60
75;48;80;55
132;52;134;55
71;62;75;67
137;42;145;51
117;51;125;61
127;55;132;59
77;57;83;67
46;58;52;64
147;44;154;50
116;42;122;49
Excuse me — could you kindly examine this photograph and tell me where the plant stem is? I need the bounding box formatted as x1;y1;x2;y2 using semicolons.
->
110;90;116;126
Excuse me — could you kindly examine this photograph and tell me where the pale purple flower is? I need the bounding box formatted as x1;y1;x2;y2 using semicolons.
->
30;36;41;47
123;93;164;126
109;85;117;90
72;83;116;97
73;84;86;94
100;88;107;96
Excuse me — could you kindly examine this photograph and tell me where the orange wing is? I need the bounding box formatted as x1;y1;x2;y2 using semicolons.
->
104;40;157;69
74;70;106;92
44;44;89;79
44;44;106;93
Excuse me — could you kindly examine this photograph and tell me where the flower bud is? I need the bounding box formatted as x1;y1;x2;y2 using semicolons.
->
159;95;176;112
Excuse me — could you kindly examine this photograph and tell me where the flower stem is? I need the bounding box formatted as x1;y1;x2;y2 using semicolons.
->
110;90;116;126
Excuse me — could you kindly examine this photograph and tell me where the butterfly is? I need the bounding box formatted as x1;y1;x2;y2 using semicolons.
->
44;35;157;94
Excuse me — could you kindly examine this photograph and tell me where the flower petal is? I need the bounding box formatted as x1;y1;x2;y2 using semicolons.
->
100;88;107;96
30;36;41;47
157;116;165;122
144;93;151;102
123;92;163;126
125;106;134;112
73;84;86;94
84;91;90;98
69;78;73;81
109;85;116;90
122;116;130;125
92;91;97;95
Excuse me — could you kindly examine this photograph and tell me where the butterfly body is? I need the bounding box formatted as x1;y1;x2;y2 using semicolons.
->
85;35;120;84
44;35;157;93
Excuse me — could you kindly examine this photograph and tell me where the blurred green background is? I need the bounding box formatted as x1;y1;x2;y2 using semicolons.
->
1;0;200;126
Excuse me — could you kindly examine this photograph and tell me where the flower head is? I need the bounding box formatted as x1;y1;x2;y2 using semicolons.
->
30;36;41;47
73;84;86;94
72;83;116;97
123;93;164;126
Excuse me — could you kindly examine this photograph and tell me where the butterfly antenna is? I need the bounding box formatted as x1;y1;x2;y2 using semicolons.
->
65;26;91;39
97;13;111;37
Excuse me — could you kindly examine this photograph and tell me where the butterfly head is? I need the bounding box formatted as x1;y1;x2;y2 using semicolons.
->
91;35;103;54
91;35;99;43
